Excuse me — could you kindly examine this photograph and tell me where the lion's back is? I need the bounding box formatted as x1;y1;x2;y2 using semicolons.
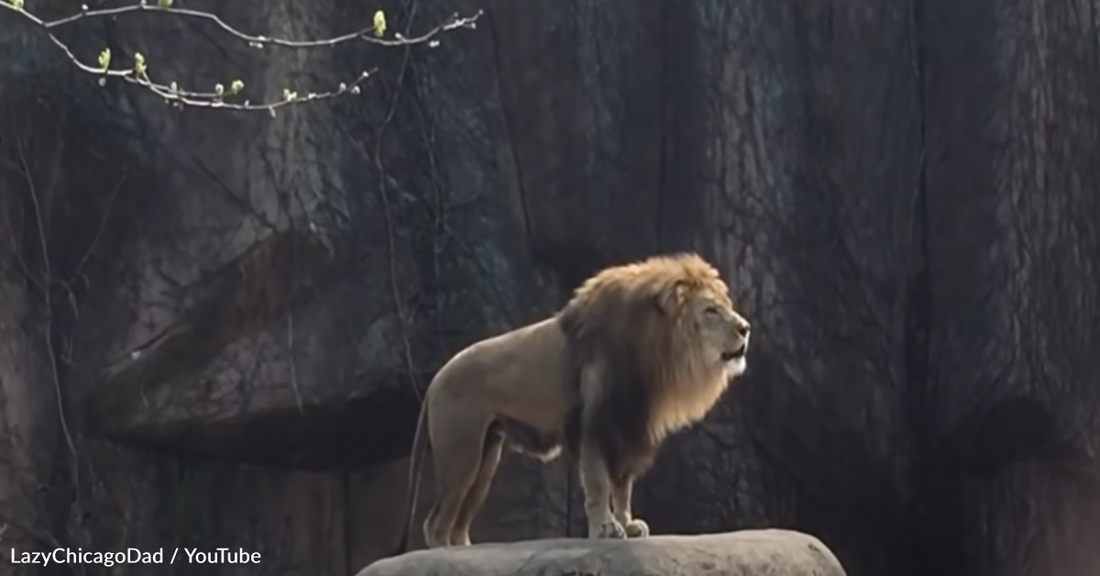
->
427;316;578;434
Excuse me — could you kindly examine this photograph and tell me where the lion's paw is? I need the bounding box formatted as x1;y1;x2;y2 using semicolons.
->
624;518;649;538
589;518;627;539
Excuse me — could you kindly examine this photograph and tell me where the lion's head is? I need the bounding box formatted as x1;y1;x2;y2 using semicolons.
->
649;254;751;380
558;252;751;386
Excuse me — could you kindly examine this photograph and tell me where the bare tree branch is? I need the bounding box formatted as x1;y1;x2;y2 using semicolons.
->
0;0;482;112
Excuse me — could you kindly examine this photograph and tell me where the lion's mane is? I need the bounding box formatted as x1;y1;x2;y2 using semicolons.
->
556;252;733;481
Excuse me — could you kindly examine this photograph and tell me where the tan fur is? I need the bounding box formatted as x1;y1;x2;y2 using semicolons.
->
396;252;751;551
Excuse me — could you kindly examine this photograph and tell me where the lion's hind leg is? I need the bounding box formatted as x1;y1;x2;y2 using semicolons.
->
422;403;494;548
450;429;505;546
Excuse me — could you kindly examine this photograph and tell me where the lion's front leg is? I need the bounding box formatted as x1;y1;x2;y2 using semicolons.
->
578;442;626;539
610;475;649;539
576;363;625;540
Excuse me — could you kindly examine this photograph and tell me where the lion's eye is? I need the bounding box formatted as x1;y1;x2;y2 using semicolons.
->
705;306;721;317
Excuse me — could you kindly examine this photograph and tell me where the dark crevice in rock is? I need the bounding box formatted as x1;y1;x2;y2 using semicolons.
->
945;396;1082;477
902;2;964;573
102;383;422;470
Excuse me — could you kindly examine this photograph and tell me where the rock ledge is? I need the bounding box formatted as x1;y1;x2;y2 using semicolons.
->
356;528;847;576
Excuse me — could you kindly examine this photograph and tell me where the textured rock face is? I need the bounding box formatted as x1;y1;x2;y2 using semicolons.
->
355;530;848;576
1;0;1099;575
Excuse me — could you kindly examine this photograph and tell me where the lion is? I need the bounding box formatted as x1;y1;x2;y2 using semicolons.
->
394;252;751;552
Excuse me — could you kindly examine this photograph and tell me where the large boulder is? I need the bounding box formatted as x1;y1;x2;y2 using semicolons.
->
355;529;847;576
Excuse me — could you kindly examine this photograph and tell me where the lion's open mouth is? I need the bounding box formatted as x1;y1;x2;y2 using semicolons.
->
721;343;748;362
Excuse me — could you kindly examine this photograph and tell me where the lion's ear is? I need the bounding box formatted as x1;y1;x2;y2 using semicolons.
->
654;280;690;315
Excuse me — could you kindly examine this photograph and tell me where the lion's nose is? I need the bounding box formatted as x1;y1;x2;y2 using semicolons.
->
736;322;750;337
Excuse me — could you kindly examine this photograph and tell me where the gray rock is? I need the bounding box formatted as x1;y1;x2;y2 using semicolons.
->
355;529;847;576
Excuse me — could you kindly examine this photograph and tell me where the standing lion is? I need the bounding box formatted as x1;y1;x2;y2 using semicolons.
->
395;252;751;551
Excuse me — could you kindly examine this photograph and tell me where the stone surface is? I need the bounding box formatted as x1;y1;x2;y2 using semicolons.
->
355;530;847;576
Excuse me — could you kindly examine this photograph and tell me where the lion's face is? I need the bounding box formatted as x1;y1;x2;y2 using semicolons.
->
688;288;751;378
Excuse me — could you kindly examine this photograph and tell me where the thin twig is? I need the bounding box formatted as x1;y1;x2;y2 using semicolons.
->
287;311;303;412
0;168;44;293
0;1;482;111
132;69;379;114
368;13;421;401
16;140;81;511
42;4;479;49
69;172;126;285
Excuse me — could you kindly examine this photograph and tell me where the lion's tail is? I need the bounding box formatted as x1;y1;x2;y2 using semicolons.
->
394;397;429;556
